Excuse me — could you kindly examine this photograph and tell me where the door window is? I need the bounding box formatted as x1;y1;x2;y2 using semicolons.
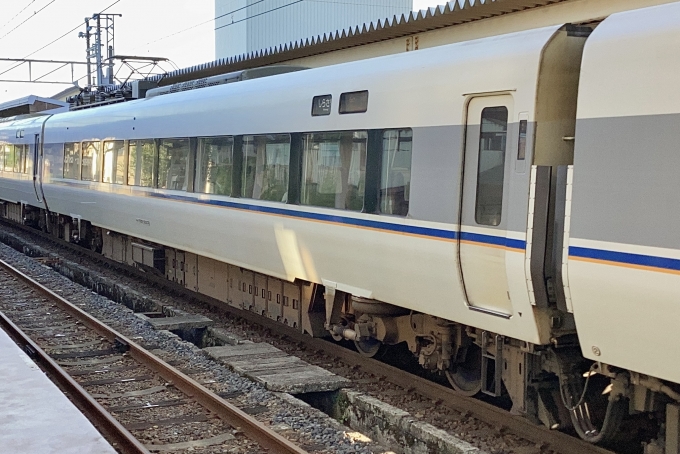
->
474;106;508;226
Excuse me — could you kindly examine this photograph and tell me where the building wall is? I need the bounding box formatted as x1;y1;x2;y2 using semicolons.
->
215;0;412;58
279;0;678;69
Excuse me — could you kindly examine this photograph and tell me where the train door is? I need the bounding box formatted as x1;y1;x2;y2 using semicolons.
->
458;95;513;316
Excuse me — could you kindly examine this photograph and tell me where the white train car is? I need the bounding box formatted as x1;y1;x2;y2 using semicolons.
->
564;2;680;447
2;2;680;450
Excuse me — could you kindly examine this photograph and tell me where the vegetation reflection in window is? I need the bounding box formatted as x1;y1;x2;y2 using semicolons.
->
475;106;508;226
127;140;155;187
196;137;233;196
242;134;290;202
102;141;126;184
81;141;101;181
20;145;29;174
158;138;190;190
6;145;16;173
301;131;367;211
63;143;81;179
380;129;412;216
13;145;27;174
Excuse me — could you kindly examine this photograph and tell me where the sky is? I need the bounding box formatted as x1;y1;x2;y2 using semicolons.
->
0;0;444;104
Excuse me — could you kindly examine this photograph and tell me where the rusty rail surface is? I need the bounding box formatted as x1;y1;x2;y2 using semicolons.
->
0;258;308;454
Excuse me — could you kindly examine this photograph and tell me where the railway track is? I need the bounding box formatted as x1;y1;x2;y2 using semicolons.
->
0;221;617;454
0;257;308;454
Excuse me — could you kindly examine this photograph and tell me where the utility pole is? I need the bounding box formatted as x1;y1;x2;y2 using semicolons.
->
79;13;121;90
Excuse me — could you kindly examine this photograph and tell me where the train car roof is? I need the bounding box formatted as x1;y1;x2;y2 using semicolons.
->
577;2;680;120
40;25;560;143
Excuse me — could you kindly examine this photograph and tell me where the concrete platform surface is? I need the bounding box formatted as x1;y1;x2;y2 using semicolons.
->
0;328;117;454
204;343;350;393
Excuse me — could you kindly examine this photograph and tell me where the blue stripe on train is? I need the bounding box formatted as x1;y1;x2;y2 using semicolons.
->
152;192;528;249
52;180;527;248
569;246;680;271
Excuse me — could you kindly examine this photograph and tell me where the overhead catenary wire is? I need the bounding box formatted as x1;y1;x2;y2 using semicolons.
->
0;0;58;41
215;0;304;31
0;0;121;78
0;0;36;30
139;0;268;48
142;0;399;53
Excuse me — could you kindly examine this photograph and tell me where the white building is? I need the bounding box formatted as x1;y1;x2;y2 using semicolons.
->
215;0;413;59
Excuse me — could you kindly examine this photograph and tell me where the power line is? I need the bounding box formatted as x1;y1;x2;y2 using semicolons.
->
0;0;121;78
0;0;58;41
305;0;412;7
215;0;304;31
0;0;36;30
140;0;268;48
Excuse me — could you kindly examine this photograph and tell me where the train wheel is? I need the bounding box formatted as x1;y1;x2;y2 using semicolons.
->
354;337;384;357
445;343;482;396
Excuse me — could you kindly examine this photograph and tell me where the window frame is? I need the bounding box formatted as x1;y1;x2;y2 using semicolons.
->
300;129;368;212
157;137;191;191
81;141;102;182
241;134;291;203
102;140;127;184
474;106;508;227
63;142;82;180
379;128;412;217
127;139;156;187
195;136;235;197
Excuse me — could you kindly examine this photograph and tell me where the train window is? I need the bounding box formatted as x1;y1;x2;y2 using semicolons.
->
20;145;29;174
301;130;367;211
380;129;412;216
102;141;126;184
81;141;101;181
158;138;190;190
6;145;16;173
475;106;508;226
13;145;27;174
63;142;82;179
242;134;290;202
127;139;155;187
196;137;233;196
339;91;368;114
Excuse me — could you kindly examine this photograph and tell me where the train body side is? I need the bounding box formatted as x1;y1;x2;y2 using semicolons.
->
0;115;48;211
16;26;565;344
569;2;680;383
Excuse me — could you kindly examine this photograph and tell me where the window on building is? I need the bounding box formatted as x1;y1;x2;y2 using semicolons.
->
475;106;508;226
158;138;190;190
102;141;126;184
63;143;82;179
127;139;155;187
81;141;101;181
242;134;290;202
196;137;233;196
301;130;367;211
380;129;412;216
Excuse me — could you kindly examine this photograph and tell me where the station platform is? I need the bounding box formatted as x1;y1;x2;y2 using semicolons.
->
0;328;117;454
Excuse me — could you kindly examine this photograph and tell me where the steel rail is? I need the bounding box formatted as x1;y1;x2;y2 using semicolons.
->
0;310;149;454
0;258;308;454
0;222;614;454
218;304;615;454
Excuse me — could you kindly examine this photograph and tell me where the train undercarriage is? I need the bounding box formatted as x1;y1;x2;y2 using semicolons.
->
5;201;680;453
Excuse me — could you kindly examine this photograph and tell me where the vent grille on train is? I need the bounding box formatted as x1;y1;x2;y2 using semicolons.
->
145;66;307;99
